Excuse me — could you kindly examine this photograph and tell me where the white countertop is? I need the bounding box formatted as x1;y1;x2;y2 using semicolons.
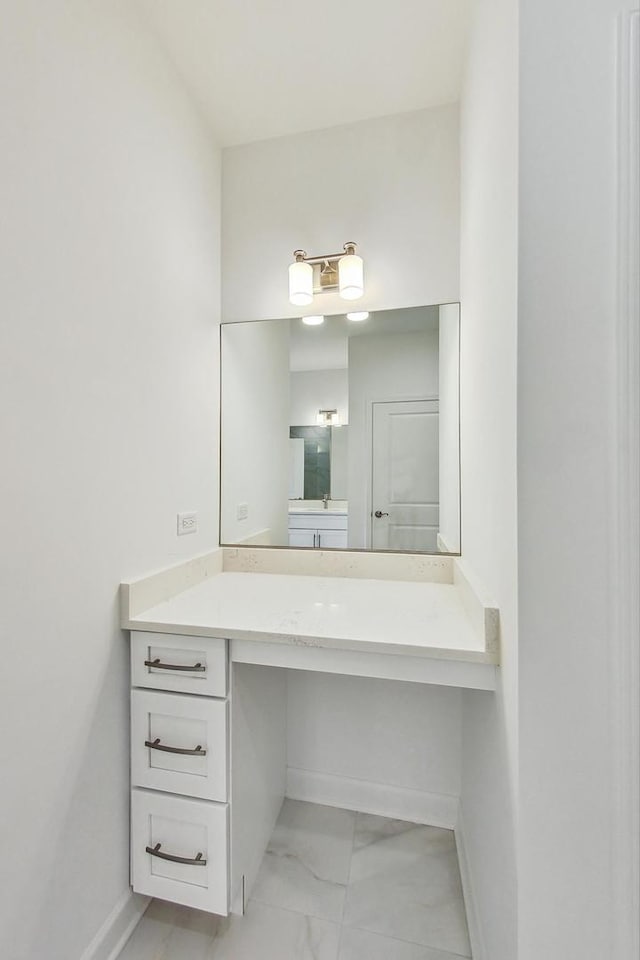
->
126;571;496;664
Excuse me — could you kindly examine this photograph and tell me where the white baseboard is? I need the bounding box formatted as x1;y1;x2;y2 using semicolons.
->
455;804;486;960
286;767;458;829
79;890;150;960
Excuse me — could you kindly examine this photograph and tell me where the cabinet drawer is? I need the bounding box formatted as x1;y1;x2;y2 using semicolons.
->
288;515;314;530
131;631;227;697
288;514;347;530
131;690;228;801
131;788;228;915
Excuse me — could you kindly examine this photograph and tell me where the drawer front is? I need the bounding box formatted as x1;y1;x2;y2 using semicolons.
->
287;516;315;530
131;788;228;915
313;514;348;531
131;631;227;697
131;690;228;801
288;514;347;531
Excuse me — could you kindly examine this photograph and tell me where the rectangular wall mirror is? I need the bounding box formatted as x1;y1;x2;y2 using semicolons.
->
220;303;460;554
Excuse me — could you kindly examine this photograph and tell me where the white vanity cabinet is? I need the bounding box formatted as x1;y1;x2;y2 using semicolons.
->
288;512;348;548
129;631;230;915
123;558;499;920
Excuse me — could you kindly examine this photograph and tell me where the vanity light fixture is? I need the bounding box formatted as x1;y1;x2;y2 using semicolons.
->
346;311;369;322
288;243;364;305
301;315;325;326
289;252;314;306
338;244;364;300
317;408;340;426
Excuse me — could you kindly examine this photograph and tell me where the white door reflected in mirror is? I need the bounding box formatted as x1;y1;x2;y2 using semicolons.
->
220;303;460;555
371;399;439;552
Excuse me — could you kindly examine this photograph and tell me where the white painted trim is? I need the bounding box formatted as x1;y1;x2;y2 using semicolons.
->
286;767;458;829
455;803;486;960
78;891;150;960
611;11;640;959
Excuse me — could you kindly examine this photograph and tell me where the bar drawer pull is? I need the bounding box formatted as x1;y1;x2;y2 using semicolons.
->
145;842;207;866
144;737;207;757
144;658;206;673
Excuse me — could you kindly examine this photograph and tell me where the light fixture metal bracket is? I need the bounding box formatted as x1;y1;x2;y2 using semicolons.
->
317;408;340;426
293;243;358;294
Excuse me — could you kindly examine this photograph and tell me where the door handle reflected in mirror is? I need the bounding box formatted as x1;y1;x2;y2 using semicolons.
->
374;510;390;518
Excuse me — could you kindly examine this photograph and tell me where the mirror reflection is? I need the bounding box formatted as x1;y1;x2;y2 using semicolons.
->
220;303;460;554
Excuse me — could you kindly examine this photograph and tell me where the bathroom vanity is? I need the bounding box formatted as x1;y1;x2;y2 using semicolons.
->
288;504;348;548
121;548;498;918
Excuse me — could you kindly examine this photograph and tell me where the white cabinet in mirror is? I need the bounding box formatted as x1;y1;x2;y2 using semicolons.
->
220;303;461;555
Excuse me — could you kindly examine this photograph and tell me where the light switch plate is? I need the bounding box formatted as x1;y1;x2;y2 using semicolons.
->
236;503;249;521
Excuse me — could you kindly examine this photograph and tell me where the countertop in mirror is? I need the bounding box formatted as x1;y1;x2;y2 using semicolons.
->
289;508;348;516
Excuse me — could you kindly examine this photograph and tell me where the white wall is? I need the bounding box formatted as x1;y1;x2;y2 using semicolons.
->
457;0;518;957
348;329;439;548
518;1;635;956
289;369;349;426
330;426;349;500
221;320;290;544
0;3;221;959
222;105;460;322
438;304;461;552
287;672;461;804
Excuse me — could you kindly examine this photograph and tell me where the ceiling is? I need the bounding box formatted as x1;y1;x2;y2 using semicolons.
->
138;1;471;146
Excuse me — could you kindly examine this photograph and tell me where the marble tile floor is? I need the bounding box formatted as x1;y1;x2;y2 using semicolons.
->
117;799;472;960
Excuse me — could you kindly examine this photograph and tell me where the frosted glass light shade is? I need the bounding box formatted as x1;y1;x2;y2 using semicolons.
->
289;260;313;306
338;254;364;300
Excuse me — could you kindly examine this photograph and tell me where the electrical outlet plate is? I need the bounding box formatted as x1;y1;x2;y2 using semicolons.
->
237;503;249;521
177;511;198;535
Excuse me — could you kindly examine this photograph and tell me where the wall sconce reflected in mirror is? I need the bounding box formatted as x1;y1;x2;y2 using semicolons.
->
317;408;340;426
289;243;364;306
301;315;325;326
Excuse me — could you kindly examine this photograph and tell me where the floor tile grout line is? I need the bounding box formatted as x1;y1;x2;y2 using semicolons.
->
335;810;471;959
335;809;358;958
247;895;344;928
343;919;473;959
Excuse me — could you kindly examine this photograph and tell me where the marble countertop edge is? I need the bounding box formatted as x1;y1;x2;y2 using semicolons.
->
120;555;501;668
123;616;498;665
